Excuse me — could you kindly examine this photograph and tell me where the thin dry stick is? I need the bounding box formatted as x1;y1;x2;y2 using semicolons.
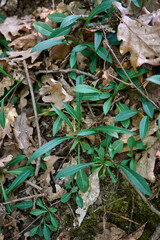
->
105;210;140;225
103;39;159;109
2;193;46;205
119;169;160;218
23;60;42;177
36;69;98;80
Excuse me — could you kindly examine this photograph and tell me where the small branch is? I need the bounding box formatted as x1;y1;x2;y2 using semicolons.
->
105;210;140;225
35;69;98;80
23;60;42;177
103;39;159;109
2;193;46;205
119;169;160;218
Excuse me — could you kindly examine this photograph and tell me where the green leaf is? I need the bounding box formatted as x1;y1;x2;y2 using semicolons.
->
76;169;89;193
118;164;152;196
139;116;149;140
96;46;112;63
43;223;50;240
89;126;136;135
49;26;71;38
63;103;79;122
132;0;142;7
30;208;47;216
49;213;58;229
27;136;73;165
64;183;72;189
36;198;47;209
94;31;103;51
141;98;154;119
71;186;78;193
130;159;136;170
70;51;77;68
127;136;135;151
51;104;74;131
77;129;97;136
112;140;123;154
33;22;54;36
29;225;39;237
52;117;62;136
13;201;33;209
73;84;102;94
61;192;72;203
61;15;81;28
5;155;26;167
5;166;34;175
55;163;93;179
82;92;110;101
31;39;64;52
83;1;114;28
146;75;160;85
76;194;83;208
1;182;11;213
0;99;5;129
116;102;130;128
48;12;67;22
103;97;112;115
72;44;87;52
6;169;33;195
90;55;97;73
114;110;140;121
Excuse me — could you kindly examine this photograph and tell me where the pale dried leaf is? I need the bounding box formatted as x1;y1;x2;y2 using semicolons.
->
121;224;146;240
18;86;29;109
9;34;37;50
116;9;160;70
7;48;41;63
0;76;14;97
40;76;73;109
75;169;100;226
0;154;13;168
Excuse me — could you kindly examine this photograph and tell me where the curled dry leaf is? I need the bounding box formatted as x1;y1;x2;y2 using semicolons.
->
74;169;100;226
121;223;146;240
115;5;160;70
13;113;34;157
9;34;37;51
0;76;14;97
40;75;73;109
0;15;34;41
7;48;41;63
0;154;13;168
18;86;29;109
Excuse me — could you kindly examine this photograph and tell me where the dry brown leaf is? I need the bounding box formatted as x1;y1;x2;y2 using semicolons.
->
121;223;146;240
57;228;70;240
0;76;14;97
7;48;41;63
18;86;29;109
0;154;13;168
0;15;33;41
9;34;37;50
13;113;34;157
40;75;73;109
48;43;71;62
75;169;100;226
115;8;160;70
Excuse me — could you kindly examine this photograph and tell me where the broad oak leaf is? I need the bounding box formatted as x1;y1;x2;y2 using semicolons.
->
39;76;73;109
7;48;41;63
114;5;160;70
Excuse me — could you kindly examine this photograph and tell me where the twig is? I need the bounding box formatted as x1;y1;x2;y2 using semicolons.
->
2;193;46;205
35;69;98;80
23;60;42;177
107;73;132;86
119;169;160;218
150;224;160;240
25;180;42;191
103;39;159;109
105;210;140;225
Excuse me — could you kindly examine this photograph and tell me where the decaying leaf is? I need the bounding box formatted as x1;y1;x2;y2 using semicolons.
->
0;154;13;168
9;34;37;50
18;86;29;109
7;48;41;63
121;223;146;240
75;169;100;226
115;5;160;70
0;15;34;41
39;75;73;109
0;77;14;97
13;113;34;157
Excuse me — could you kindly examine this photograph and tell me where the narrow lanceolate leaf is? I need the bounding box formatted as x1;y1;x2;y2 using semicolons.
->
112;140;123;154
63;103;79;122
5;166;34;175
30;209;47;216
27;136;73;165
49;26;71;38
76;194;83;208
55;163;93;179
91;126;136;135
61;192;72;203
52;104;74;131
6;169;33;195
52;117;62;136
60;15;81;28
70;51;77;68
94;31;103;51
0;99;5;129
13;201;33;209
139;116;149;140
114;110;140;121
29;225;39;237
1;182;11;213
72;44;87;52
31;39;64;52
33;22;54;36
103;97;112;115
76;169;89;193
73;84;102;94
48;12;67;22
146;75;160;85
43;223;50;240
141;99;154;119
118;165;152;196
